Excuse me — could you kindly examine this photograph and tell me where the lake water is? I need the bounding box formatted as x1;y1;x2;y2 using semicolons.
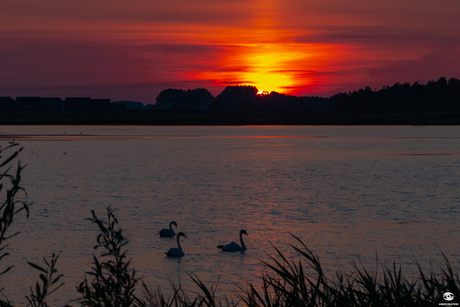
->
0;125;459;305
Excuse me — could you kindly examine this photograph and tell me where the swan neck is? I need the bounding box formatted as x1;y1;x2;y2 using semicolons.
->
240;232;246;249
177;235;182;250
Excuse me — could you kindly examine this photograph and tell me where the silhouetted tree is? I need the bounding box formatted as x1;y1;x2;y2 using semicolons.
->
211;86;329;115
184;88;214;110
329;77;460;115
155;89;187;109
156;88;213;110
211;85;258;113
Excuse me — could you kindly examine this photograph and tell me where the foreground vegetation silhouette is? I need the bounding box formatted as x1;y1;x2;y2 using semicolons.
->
0;144;459;306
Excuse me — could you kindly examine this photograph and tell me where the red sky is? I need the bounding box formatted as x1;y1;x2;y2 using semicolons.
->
1;0;459;104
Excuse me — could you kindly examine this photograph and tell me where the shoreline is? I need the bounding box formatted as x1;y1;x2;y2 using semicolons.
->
1;110;460;125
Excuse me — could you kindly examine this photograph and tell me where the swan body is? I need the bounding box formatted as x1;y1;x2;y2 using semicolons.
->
159;221;177;237
165;232;187;257
218;229;248;252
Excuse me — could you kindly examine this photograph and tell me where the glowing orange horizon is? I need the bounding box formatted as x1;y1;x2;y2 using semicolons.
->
189;39;344;96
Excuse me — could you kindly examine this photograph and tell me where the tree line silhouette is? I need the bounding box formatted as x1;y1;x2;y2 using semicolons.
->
155;88;214;110
2;77;460;124
156;85;329;114
329;77;460;115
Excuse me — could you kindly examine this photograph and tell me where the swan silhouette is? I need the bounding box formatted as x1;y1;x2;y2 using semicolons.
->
159;221;177;237
218;229;248;252
8;139;15;144
165;232;187;257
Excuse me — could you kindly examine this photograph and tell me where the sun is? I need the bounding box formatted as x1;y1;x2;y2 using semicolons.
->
257;90;271;95
190;41;337;96
234;42;311;94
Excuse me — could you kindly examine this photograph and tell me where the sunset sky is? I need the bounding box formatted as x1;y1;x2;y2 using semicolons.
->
1;0;460;104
